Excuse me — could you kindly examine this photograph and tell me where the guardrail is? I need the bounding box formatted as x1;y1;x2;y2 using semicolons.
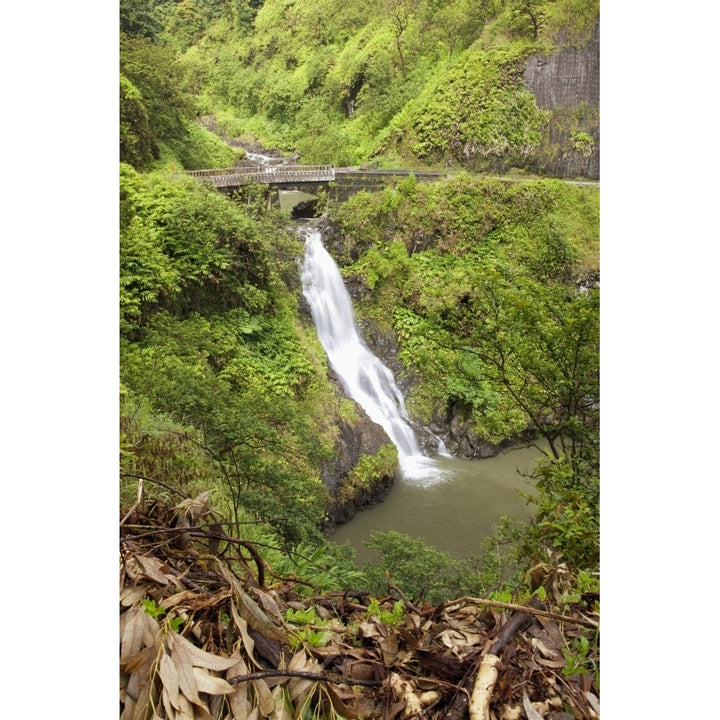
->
185;165;335;187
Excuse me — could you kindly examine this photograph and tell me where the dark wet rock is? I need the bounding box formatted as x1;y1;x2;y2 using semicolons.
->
321;397;398;531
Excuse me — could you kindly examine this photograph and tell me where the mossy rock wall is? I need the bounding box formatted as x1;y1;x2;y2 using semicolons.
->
321;401;399;530
522;23;600;178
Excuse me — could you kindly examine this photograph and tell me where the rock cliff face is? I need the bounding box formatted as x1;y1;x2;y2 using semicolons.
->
522;23;600;179
321;397;398;530
523;27;600;109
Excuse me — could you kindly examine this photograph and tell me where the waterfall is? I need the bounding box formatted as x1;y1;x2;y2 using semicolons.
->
300;226;447;486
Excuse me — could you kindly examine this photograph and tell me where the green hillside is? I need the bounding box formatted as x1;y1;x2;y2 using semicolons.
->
121;0;599;176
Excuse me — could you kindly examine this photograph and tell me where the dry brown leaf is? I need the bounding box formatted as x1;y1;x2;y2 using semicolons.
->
159;652;181;710
585;691;600;716
174;693;196;720
522;690;545;720
359;621;381;639
531;638;562;660
286;649;321;705
251;677;275;717
252;588;284;623
237;587;288;644
120;607;145;664
121;583;149;608
190;699;218;720
123;556;144;582
438;627;483;653
131;682;154;720
536;617;565;647
209;695;225;720
121;665;142;720
226;653;250;720
168;631;240;672
379;634;400;667
218;564;288;644
162;591;203;609
120;671;130;706
190;589;233;611
230;600;261;669
123;644;158;674
270;684;293;720
341;659;383;683
192;666;235;695
142;611;162;647
128;652;156;720
323;684;356;718
356;694;384;718
137;555;172;585
170;633;202;705
162;687;177;720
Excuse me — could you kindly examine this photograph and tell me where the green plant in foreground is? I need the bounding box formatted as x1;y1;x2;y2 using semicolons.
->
285;607;334;648
141;598;184;632
366;597;405;627
562;631;599;688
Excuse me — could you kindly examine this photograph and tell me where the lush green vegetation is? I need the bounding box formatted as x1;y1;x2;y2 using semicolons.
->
119;0;599;606
120;163;345;545
121;0;598;173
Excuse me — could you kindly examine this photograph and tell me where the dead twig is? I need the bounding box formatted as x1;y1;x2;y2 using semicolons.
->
442;596;598;629
119;478;145;527
386;571;422;613
227;668;383;688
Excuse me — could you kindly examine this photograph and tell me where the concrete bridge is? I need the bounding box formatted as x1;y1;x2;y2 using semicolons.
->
184;164;448;214
184;165;335;190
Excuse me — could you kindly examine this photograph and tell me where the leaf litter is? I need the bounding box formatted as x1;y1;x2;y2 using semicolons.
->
120;492;599;719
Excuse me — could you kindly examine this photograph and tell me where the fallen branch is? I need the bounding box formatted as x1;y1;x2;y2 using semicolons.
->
468;654;500;720
487;605;536;656
453;599;549;720
227;668;383;688
442;596;598;629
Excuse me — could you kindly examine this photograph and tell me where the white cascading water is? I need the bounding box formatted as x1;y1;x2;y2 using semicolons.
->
301;227;447;486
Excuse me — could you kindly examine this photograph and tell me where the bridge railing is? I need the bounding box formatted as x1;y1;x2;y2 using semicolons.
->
184;167;243;177
185;165;335;187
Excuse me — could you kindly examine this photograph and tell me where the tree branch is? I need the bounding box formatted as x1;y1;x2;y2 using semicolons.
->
227;668;383;687
439;596;598;629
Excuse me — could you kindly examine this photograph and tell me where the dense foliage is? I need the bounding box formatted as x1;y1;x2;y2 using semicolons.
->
120;0;598;173
119;164;350;545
